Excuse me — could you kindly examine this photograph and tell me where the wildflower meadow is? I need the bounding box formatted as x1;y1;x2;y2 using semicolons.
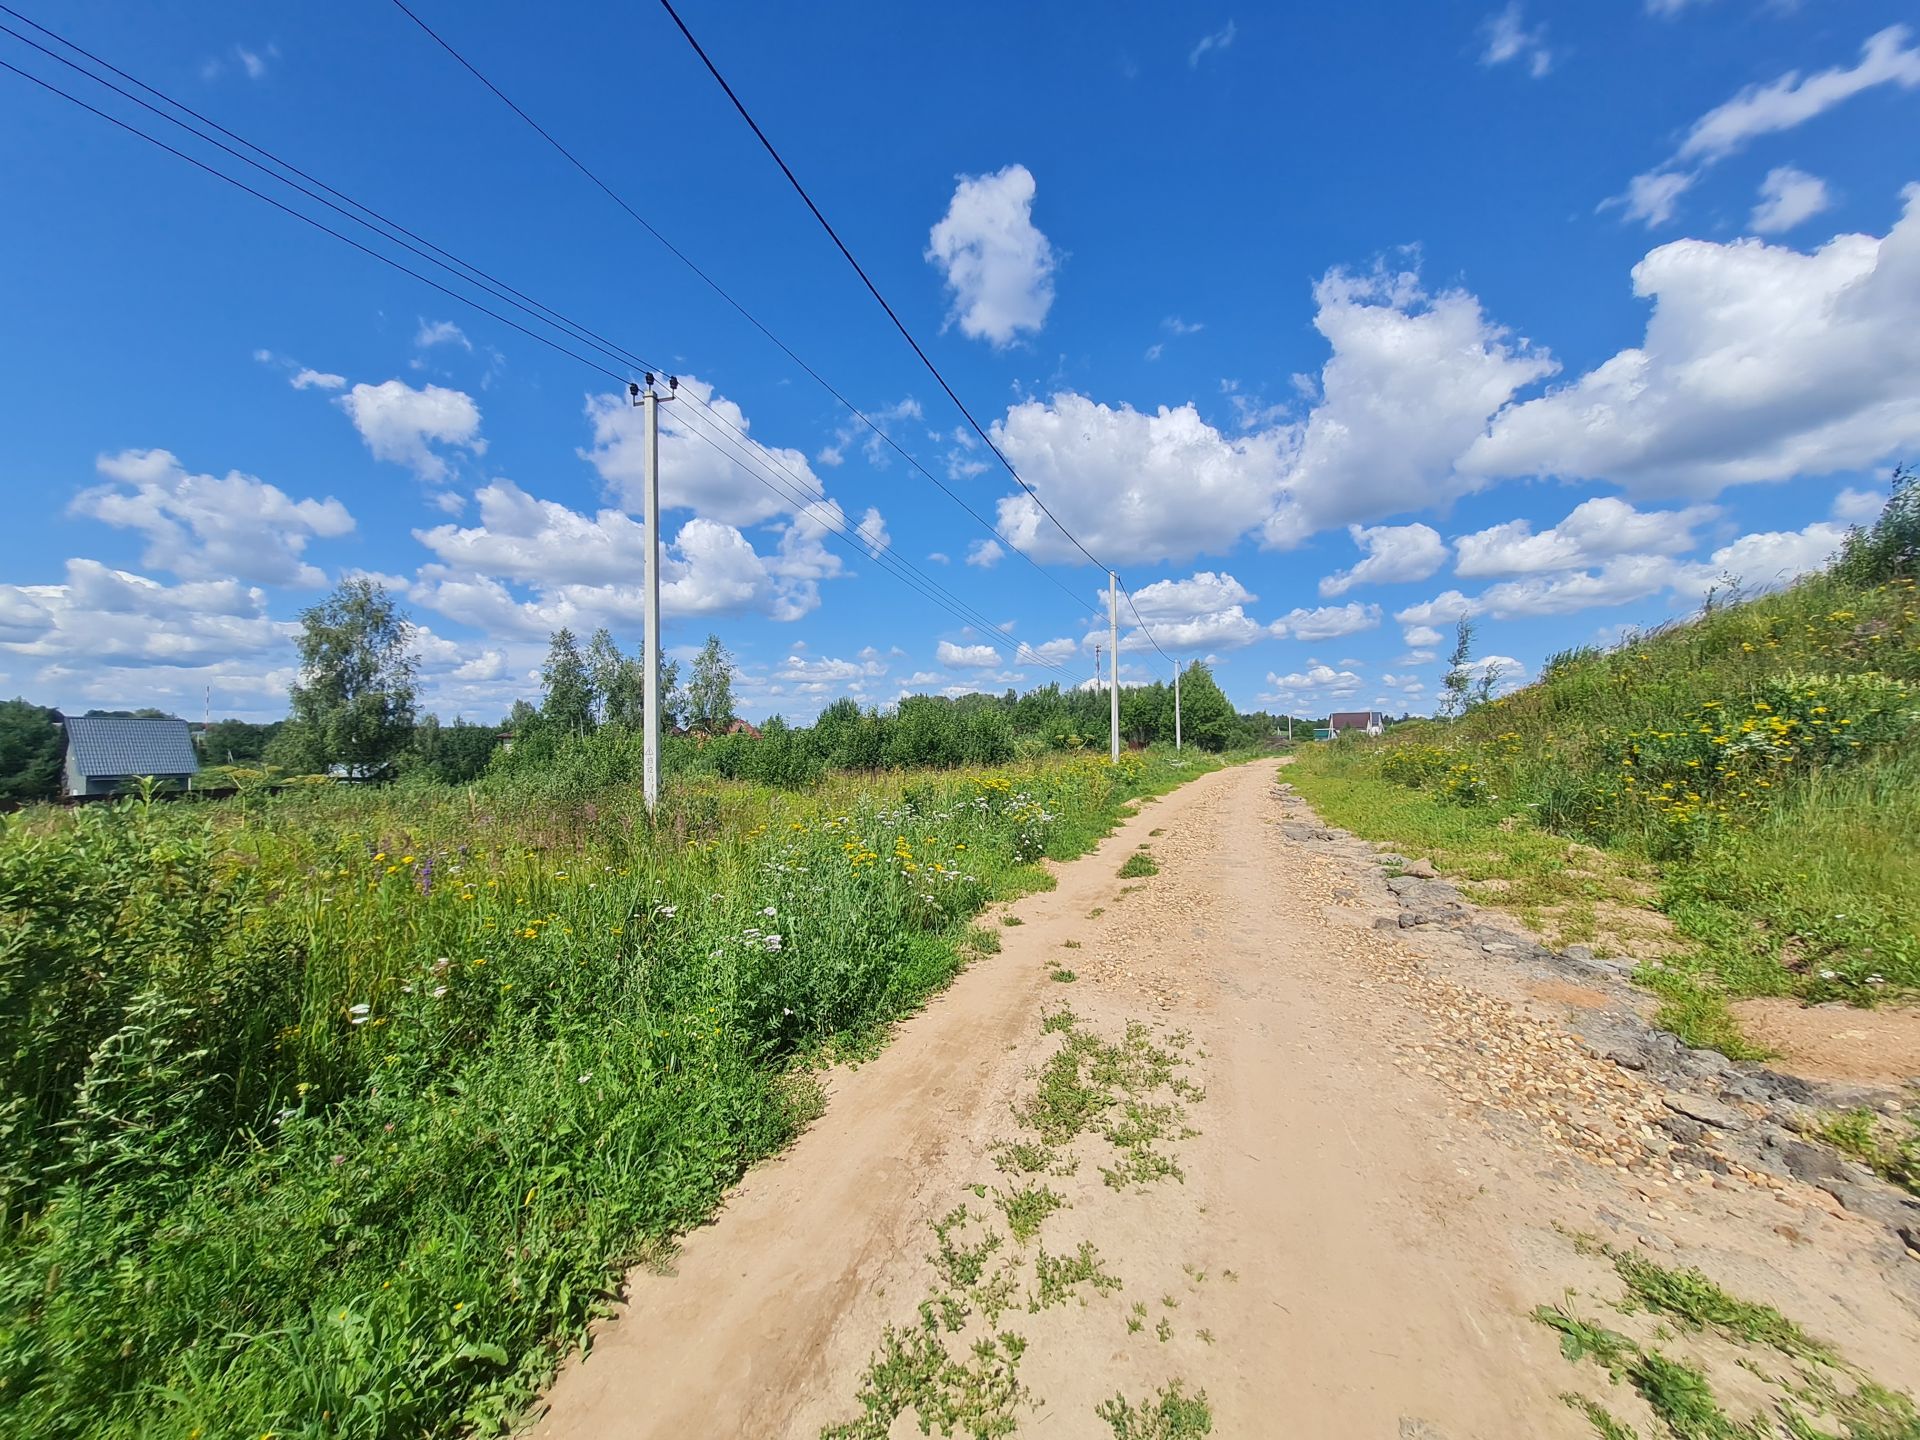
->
0;745;1210;1437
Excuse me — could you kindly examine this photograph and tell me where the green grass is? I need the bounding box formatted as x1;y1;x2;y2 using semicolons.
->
1534;1243;1920;1440
1029;1240;1122;1310
993;1183;1066;1244
0;747;1216;1438
1117;850;1160;879
1288;561;1920;1050
1095;1379;1212;1437
1562;1394;1642;1440
1817;1108;1920;1195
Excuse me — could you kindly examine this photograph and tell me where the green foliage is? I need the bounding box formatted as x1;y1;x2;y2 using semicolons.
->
403;715;500;784
1441;614;1477;719
539;627;595;737
1095;1379;1213;1437
1609;1250;1834;1362
1291;517;1920;1028
279;578;419;776
684;633;736;735
0;749;1210;1436
1816;1108;1920;1195
992;1183;1065;1243
196;717;280;766
1834;463;1920;587
1117;849;1159;878
0;698;63;802
1562;1394;1642;1440
1028;1240;1122;1310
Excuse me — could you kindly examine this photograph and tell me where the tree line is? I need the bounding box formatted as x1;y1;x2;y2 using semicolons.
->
0;577;1300;801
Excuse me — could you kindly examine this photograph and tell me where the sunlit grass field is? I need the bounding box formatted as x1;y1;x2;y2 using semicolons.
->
0;747;1219;1437
1290;569;1919;1055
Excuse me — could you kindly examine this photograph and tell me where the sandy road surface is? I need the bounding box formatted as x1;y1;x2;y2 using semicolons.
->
533;759;1920;1438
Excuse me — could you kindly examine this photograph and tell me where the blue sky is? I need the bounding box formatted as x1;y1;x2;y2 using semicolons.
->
3;1;1918;723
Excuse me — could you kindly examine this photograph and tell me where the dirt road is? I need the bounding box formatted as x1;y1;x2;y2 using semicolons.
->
533;759;1920;1438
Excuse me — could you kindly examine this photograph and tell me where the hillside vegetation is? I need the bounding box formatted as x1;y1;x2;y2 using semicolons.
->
0;748;1219;1437
1291;476;1920;1054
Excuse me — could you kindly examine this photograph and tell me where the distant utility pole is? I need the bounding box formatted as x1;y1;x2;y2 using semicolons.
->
1108;571;1120;764
1173;661;1182;751
631;372;678;816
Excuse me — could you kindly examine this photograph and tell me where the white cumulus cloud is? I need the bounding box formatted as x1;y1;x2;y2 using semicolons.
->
581;376;826;527
1270;602;1382;640
1468;188;1920;499
1750;166;1832;235
337;379;483;485
926;164;1056;347
1318;523;1447;596
74;448;353;588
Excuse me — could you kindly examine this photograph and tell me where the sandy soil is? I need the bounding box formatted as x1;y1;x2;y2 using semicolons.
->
530;759;1920;1439
1731;996;1920;1086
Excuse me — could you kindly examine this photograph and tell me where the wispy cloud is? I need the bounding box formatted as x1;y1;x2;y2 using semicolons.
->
1480;4;1553;79
1188;19;1237;69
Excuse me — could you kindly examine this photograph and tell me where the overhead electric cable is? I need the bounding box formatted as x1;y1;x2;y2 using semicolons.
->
0;29;1068;674
386;0;1101;623
652;0;1180;665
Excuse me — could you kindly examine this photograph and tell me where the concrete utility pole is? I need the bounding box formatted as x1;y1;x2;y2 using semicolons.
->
1108;571;1120;764
1173;661;1182;751
633;373;678;816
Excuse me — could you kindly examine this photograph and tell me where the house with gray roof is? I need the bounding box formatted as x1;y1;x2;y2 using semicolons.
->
61;715;200;796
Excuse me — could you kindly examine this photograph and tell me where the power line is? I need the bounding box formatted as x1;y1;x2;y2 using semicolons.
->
651;0;1180;666
387;0;1099;624
1118;579;1179;668
652;0;1105;568
0;48;1070;678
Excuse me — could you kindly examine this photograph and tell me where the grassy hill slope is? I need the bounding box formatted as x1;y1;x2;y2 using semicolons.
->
1291;478;1920;1057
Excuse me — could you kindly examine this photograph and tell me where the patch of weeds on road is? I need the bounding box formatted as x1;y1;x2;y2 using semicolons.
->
1562;1393;1642;1440
1155;1316;1174;1343
1118;850;1160;879
930;1205;1004;1289
1095;1380;1213;1437
1608;1250;1834;1364
1817;1107;1920;1196
1533;1240;1920;1440
1000;914;1024;926
1536;1304;1638;1377
1028;1241;1122;1311
968;925;1004;955
995;1183;1066;1244
1196;1328;1215;1346
1088;906;1107;919
820;1319;1031;1440
1051;968;1078;983
1149;827;1165;837
990;1139;1077;1178
1062;938;1083;949
1126;1301;1147;1334
1100;1146;1183;1190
